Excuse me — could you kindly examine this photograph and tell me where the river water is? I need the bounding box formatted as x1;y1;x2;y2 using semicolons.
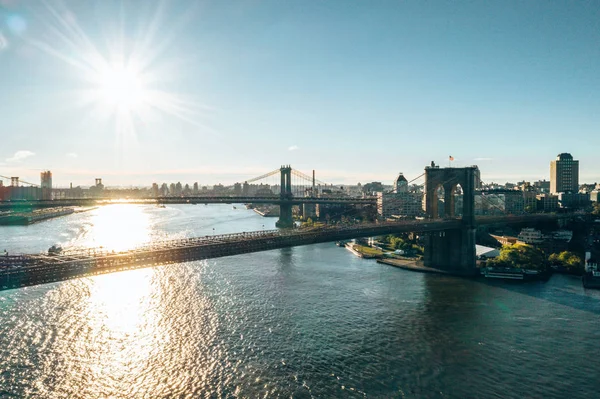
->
0;204;599;398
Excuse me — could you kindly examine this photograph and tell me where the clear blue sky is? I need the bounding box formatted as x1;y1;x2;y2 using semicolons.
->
1;0;599;187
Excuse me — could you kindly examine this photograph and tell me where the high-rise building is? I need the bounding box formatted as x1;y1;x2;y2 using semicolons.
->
40;170;52;200
394;173;408;193
550;153;579;194
40;171;52;189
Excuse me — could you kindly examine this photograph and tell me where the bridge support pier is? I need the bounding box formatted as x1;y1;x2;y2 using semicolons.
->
276;202;294;228
276;165;294;228
423;227;477;275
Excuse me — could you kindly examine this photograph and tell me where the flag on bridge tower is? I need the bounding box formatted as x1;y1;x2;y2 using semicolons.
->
449;155;454;161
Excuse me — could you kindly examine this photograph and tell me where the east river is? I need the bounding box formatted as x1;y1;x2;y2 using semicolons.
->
0;204;599;398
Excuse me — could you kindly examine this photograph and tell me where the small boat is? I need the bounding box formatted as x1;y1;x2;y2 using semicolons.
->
48;245;62;255
232;206;237;210
157;204;166;208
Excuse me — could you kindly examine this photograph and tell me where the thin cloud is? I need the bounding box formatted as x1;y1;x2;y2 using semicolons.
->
6;150;35;163
66;152;78;158
474;157;493;161
288;145;299;151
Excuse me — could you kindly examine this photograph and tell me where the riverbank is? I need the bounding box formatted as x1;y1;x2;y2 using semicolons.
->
345;243;383;259
376;258;470;276
252;206;279;217
0;206;97;226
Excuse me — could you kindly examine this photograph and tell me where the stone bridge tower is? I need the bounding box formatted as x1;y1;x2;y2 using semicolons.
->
276;165;294;228
423;165;480;275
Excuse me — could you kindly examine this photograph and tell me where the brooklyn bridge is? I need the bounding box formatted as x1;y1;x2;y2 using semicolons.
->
0;164;572;291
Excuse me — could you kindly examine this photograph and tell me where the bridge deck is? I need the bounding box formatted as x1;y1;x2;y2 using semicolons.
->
0;213;565;291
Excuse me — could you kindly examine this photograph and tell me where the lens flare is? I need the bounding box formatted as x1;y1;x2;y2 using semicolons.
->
26;1;212;145
97;63;144;112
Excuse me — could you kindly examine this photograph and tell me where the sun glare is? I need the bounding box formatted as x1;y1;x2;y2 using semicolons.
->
27;1;212;143
98;64;144;111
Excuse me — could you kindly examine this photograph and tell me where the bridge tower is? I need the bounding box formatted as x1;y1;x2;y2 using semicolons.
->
276;165;294;228
423;165;479;275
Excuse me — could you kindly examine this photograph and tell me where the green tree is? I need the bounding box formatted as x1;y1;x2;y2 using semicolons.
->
487;243;546;270
592;203;600;216
549;251;583;273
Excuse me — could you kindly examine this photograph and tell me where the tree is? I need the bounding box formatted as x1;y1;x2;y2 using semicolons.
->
549;251;583;273
487;243;546;270
592;203;600;216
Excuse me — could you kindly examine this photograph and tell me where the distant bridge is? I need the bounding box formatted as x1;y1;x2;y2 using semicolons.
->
0;214;565;291
0;195;375;209
0;165;375;227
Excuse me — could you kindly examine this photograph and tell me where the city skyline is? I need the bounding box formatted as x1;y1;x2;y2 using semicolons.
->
1;1;599;186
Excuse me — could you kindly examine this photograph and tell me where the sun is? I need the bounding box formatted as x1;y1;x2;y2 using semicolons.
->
97;63;145;112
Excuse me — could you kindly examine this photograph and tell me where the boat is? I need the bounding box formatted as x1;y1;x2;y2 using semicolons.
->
157;204;166;208
583;272;600;289
582;259;600;289
480;266;549;281
48;245;62;255
232;206;237;209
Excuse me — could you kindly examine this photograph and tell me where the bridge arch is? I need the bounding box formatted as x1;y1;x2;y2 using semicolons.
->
424;166;478;225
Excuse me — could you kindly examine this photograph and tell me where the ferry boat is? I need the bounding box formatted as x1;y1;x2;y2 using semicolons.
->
480;266;548;281
582;258;600;289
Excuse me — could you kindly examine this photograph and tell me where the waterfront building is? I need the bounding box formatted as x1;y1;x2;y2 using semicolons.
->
550;153;579;194
476;245;500;259
591;190;600;203
490;234;519;246
377;191;423;219
517;228;572;253
517;228;545;245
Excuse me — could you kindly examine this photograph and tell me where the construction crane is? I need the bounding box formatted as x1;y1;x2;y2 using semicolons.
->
0;174;39;187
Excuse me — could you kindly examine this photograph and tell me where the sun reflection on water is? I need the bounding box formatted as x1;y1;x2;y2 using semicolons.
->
81;204;152;251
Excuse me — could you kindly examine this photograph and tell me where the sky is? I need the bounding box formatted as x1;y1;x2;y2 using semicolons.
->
0;0;599;188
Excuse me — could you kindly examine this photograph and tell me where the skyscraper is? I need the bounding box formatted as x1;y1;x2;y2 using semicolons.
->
40;171;52;189
550;153;579;194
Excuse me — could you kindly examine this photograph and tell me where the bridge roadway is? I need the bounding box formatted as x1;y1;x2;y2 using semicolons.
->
0;196;376;210
0;213;564;291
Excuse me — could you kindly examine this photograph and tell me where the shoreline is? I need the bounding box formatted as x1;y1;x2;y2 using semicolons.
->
376;258;471;276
